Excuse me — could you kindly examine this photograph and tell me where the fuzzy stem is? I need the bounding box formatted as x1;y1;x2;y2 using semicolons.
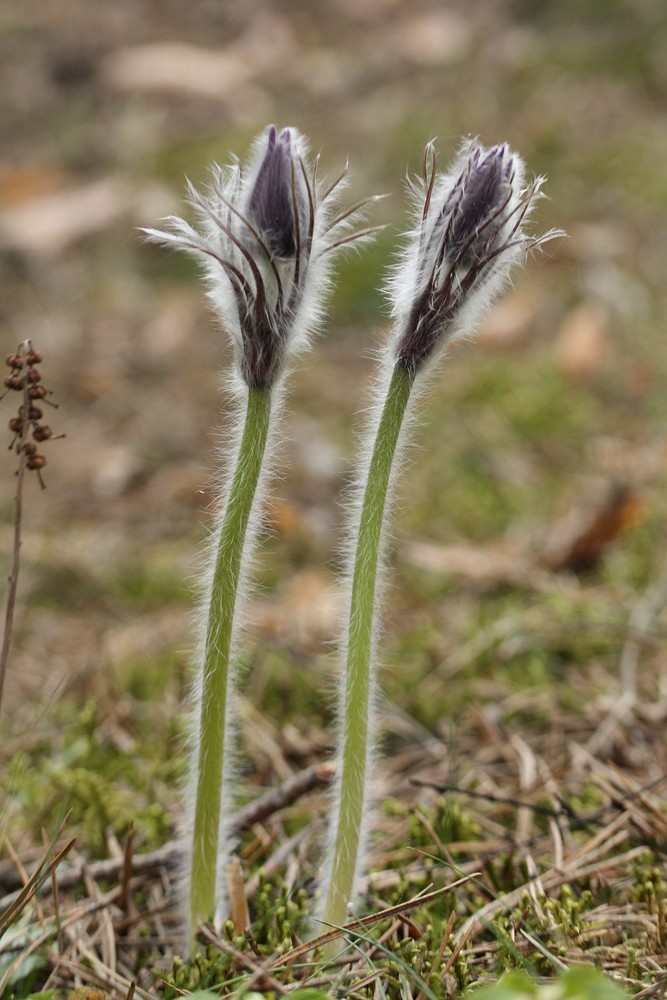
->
189;385;272;950
322;361;414;938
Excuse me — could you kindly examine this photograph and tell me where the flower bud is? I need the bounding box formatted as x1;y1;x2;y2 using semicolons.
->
247;126;304;259
392;140;560;375
143;125;378;391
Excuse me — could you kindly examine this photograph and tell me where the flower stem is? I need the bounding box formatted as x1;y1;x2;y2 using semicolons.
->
323;362;414;938
189;385;272;950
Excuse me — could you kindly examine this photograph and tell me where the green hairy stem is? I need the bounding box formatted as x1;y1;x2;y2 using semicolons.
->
323;362;415;939
189;385;272;950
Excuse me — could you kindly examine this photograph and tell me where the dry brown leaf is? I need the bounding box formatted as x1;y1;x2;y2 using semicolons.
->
476;287;540;349
553;301;610;380
250;568;342;645
101;43;251;98
0;167;66;206
0;178;128;256
101;19;294;100
403;538;551;589
540;482;644;573
388;11;472;65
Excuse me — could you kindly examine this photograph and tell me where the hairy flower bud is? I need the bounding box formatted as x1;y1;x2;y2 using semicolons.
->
392;140;560;374
247;126;304;259
143;125;378;391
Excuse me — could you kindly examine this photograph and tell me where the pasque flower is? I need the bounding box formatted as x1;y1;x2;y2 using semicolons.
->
319;139;560;947
144;125;375;390
144;125;377;951
391;140;558;371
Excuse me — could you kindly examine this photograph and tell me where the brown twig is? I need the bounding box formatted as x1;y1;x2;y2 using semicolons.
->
202;928;290;997
0;761;334;900
1;339;61;716
411;777;603;829
0;346;30;717
117;821;135;923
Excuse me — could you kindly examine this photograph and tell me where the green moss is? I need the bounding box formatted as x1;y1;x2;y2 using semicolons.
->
331;232;391;326
246;647;331;731
110;558;188;609
3;699;183;855
145;131;252;189
26;563;107;611
113;649;182;702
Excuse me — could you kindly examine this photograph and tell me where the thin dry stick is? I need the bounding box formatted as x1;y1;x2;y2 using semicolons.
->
1;339;59;715
0;762;334;899
0;895;98;998
203;928;290;998
0;358;30;716
118;822;135;917
63;945;152;1000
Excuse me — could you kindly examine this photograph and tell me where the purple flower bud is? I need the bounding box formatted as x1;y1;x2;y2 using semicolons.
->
447;145;508;260
143;125;378;391
247;126;303;259
392;141;560;375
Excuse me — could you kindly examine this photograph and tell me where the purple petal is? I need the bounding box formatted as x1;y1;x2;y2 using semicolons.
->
247;126;300;258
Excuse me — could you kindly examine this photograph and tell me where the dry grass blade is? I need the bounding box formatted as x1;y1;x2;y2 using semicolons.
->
0;835;76;936
269;874;479;968
201;928;290;998
439;919;475;981
456;845;649;941
51;949;154;1000
0;895;107;997
518;928;569;971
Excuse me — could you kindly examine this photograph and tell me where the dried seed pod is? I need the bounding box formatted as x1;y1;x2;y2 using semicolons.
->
3;340;61;488
26;451;48;486
23;405;43;420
